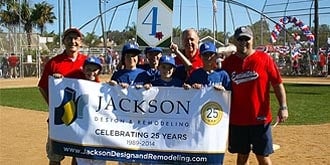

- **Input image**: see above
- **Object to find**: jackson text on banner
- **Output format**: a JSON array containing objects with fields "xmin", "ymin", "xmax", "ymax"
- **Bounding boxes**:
[{"xmin": 48, "ymin": 77, "xmax": 231, "ymax": 164}]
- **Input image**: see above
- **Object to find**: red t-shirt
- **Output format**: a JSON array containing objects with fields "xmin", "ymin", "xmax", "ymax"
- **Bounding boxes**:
[
  {"xmin": 319, "ymin": 53, "xmax": 326, "ymax": 67},
  {"xmin": 8, "ymin": 55, "xmax": 19, "ymax": 67},
  {"xmin": 222, "ymin": 51, "xmax": 282, "ymax": 125},
  {"xmin": 38, "ymin": 51, "xmax": 87, "ymax": 102},
  {"xmin": 175, "ymin": 49, "xmax": 203, "ymax": 76}
]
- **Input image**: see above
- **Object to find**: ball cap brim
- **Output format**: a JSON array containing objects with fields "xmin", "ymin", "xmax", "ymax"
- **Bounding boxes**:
[
  {"xmin": 200, "ymin": 42, "xmax": 217, "ymax": 55},
  {"xmin": 234, "ymin": 26, "xmax": 253, "ymax": 40},
  {"xmin": 63, "ymin": 28, "xmax": 83, "ymax": 38},
  {"xmin": 147, "ymin": 47, "xmax": 163, "ymax": 53}
]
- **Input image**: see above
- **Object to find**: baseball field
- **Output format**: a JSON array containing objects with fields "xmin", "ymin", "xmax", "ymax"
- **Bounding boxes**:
[{"xmin": 0, "ymin": 76, "xmax": 329, "ymax": 165}]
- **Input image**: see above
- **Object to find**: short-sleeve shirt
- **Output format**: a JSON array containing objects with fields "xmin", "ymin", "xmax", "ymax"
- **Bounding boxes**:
[
  {"xmin": 151, "ymin": 77, "xmax": 183, "ymax": 87},
  {"xmin": 222, "ymin": 51, "xmax": 282, "ymax": 125},
  {"xmin": 319, "ymin": 53, "xmax": 326, "ymax": 67},
  {"xmin": 187, "ymin": 68, "xmax": 231, "ymax": 90},
  {"xmin": 111, "ymin": 68, "xmax": 150, "ymax": 85},
  {"xmin": 137, "ymin": 64, "xmax": 160, "ymax": 82},
  {"xmin": 8, "ymin": 55, "xmax": 19, "ymax": 67},
  {"xmin": 38, "ymin": 51, "xmax": 87, "ymax": 101}
]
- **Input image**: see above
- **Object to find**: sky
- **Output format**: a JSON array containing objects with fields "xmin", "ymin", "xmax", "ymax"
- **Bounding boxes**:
[{"xmin": 29, "ymin": 0, "xmax": 329, "ymax": 37}]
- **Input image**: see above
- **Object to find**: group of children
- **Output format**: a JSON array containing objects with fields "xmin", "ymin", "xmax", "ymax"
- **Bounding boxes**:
[{"xmin": 106, "ymin": 42, "xmax": 231, "ymax": 90}]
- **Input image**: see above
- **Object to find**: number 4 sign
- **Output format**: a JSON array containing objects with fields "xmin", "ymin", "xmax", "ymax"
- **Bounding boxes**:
[{"xmin": 137, "ymin": 0, "xmax": 173, "ymax": 47}]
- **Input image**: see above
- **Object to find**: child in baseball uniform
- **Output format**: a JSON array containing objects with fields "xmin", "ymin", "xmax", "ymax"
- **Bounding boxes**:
[
  {"xmin": 184, "ymin": 42, "xmax": 231, "ymax": 90},
  {"xmin": 76, "ymin": 56, "xmax": 106, "ymax": 165},
  {"xmin": 109, "ymin": 43, "xmax": 150, "ymax": 89},
  {"xmin": 150, "ymin": 55, "xmax": 183, "ymax": 87}
]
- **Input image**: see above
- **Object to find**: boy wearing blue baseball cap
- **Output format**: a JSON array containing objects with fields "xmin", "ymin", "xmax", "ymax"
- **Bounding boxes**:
[
  {"xmin": 82, "ymin": 56, "xmax": 103, "ymax": 82},
  {"xmin": 149, "ymin": 55, "xmax": 183, "ymax": 87},
  {"xmin": 138, "ymin": 47, "xmax": 163, "ymax": 81},
  {"xmin": 76, "ymin": 56, "xmax": 106, "ymax": 165},
  {"xmin": 109, "ymin": 43, "xmax": 150, "ymax": 89},
  {"xmin": 185, "ymin": 42, "xmax": 231, "ymax": 90}
]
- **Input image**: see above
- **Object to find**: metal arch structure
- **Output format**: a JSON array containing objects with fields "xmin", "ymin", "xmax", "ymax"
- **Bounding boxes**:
[
  {"xmin": 262, "ymin": 0, "xmax": 330, "ymax": 76},
  {"xmin": 79, "ymin": 1, "xmax": 135, "ymax": 31},
  {"xmin": 79, "ymin": 0, "xmax": 282, "ymax": 44},
  {"xmin": 262, "ymin": 0, "xmax": 330, "ymax": 55},
  {"xmin": 80, "ymin": 0, "xmax": 281, "ymax": 28},
  {"xmin": 78, "ymin": 0, "xmax": 327, "ymax": 51}
]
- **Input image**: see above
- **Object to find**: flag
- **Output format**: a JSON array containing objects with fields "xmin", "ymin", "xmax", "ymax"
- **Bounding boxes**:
[{"xmin": 213, "ymin": 0, "xmax": 217, "ymax": 13}]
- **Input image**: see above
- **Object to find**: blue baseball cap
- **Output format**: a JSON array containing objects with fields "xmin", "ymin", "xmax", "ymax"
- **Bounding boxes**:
[
  {"xmin": 84, "ymin": 56, "xmax": 102, "ymax": 70},
  {"xmin": 122, "ymin": 43, "xmax": 141, "ymax": 55},
  {"xmin": 144, "ymin": 46, "xmax": 152, "ymax": 54},
  {"xmin": 159, "ymin": 55, "xmax": 176, "ymax": 68},
  {"xmin": 146, "ymin": 47, "xmax": 163, "ymax": 53},
  {"xmin": 200, "ymin": 42, "xmax": 216, "ymax": 55}
]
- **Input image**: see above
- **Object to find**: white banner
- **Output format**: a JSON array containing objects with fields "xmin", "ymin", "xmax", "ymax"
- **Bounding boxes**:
[{"xmin": 49, "ymin": 77, "xmax": 231, "ymax": 164}]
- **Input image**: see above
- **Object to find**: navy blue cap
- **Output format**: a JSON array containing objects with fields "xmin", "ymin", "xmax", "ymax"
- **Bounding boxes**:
[
  {"xmin": 200, "ymin": 42, "xmax": 216, "ymax": 55},
  {"xmin": 122, "ymin": 43, "xmax": 141, "ymax": 55},
  {"xmin": 146, "ymin": 47, "xmax": 163, "ymax": 53},
  {"xmin": 84, "ymin": 56, "xmax": 102, "ymax": 70},
  {"xmin": 144, "ymin": 47, "xmax": 152, "ymax": 54},
  {"xmin": 159, "ymin": 55, "xmax": 176, "ymax": 68}
]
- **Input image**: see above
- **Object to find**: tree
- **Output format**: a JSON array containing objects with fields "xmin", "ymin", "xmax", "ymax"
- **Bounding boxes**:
[
  {"xmin": 107, "ymin": 30, "xmax": 124, "ymax": 45},
  {"xmin": 1, "ymin": 0, "xmax": 56, "ymax": 49},
  {"xmin": 317, "ymin": 24, "xmax": 330, "ymax": 48},
  {"xmin": 123, "ymin": 22, "xmax": 136, "ymax": 43},
  {"xmin": 0, "ymin": 0, "xmax": 20, "ymax": 52},
  {"xmin": 172, "ymin": 26, "xmax": 182, "ymax": 38},
  {"xmin": 20, "ymin": 0, "xmax": 34, "ymax": 48},
  {"xmin": 251, "ymin": 19, "xmax": 270, "ymax": 46},
  {"xmin": 0, "ymin": 0, "xmax": 20, "ymax": 27},
  {"xmin": 32, "ymin": 1, "xmax": 56, "ymax": 35},
  {"xmin": 44, "ymin": 31, "xmax": 60, "ymax": 52},
  {"xmin": 198, "ymin": 28, "xmax": 212, "ymax": 39},
  {"xmin": 84, "ymin": 32, "xmax": 101, "ymax": 47}
]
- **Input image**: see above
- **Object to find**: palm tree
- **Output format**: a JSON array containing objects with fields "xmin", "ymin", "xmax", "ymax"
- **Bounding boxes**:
[
  {"xmin": 0, "ymin": 0, "xmax": 20, "ymax": 27},
  {"xmin": 32, "ymin": 2, "xmax": 56, "ymax": 35},
  {"xmin": 0, "ymin": 0, "xmax": 20, "ymax": 52},
  {"xmin": 1, "ymin": 0, "xmax": 57, "ymax": 48},
  {"xmin": 20, "ymin": 1, "xmax": 34, "ymax": 47},
  {"xmin": 172, "ymin": 26, "xmax": 182, "ymax": 38}
]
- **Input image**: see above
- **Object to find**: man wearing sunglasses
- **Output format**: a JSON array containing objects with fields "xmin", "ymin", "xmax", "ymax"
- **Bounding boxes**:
[{"xmin": 222, "ymin": 26, "xmax": 289, "ymax": 165}]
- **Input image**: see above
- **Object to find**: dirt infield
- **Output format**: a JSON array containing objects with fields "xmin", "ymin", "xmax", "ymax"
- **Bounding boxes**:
[{"xmin": 0, "ymin": 76, "xmax": 330, "ymax": 165}]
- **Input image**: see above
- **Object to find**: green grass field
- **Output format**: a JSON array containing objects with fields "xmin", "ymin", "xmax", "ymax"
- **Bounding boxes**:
[{"xmin": 0, "ymin": 84, "xmax": 329, "ymax": 125}]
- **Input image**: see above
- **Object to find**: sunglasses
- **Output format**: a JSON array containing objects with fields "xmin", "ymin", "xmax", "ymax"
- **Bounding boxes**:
[{"xmin": 237, "ymin": 36, "xmax": 251, "ymax": 42}]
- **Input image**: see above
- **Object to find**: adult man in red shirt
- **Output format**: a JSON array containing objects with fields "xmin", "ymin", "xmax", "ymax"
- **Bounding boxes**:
[
  {"xmin": 170, "ymin": 28, "xmax": 203, "ymax": 80},
  {"xmin": 38, "ymin": 27, "xmax": 87, "ymax": 165},
  {"xmin": 222, "ymin": 26, "xmax": 288, "ymax": 165},
  {"xmin": 7, "ymin": 53, "xmax": 19, "ymax": 78},
  {"xmin": 318, "ymin": 51, "xmax": 326, "ymax": 76}
]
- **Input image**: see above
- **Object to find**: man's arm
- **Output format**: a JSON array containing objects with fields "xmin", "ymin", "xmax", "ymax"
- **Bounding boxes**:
[
  {"xmin": 170, "ymin": 42, "xmax": 192, "ymax": 70},
  {"xmin": 273, "ymin": 83, "xmax": 289, "ymax": 123}
]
